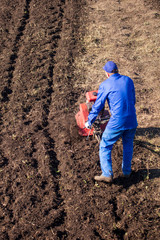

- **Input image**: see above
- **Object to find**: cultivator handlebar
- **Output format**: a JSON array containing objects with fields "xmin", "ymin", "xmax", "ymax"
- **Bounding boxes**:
[{"xmin": 75, "ymin": 90, "xmax": 110, "ymax": 142}]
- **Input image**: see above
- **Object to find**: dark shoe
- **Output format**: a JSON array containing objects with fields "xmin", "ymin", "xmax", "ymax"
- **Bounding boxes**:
[{"xmin": 94, "ymin": 175, "xmax": 113, "ymax": 183}]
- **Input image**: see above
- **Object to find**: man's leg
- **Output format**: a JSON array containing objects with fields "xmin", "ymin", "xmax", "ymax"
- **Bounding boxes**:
[
  {"xmin": 122, "ymin": 128, "xmax": 136, "ymax": 176},
  {"xmin": 99, "ymin": 128, "xmax": 123, "ymax": 177}
]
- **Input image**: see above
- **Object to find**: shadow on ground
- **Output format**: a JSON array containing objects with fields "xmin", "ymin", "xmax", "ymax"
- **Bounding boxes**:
[
  {"xmin": 114, "ymin": 169, "xmax": 160, "ymax": 189},
  {"xmin": 136, "ymin": 127, "xmax": 160, "ymax": 139}
]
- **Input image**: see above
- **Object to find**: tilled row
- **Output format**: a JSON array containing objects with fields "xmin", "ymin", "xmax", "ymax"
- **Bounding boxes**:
[
  {"xmin": 0, "ymin": 0, "xmax": 67, "ymax": 239},
  {"xmin": 0, "ymin": 0, "xmax": 30, "ymax": 101}
]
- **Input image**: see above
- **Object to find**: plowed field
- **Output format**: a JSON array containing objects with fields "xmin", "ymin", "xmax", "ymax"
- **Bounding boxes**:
[{"xmin": 0, "ymin": 0, "xmax": 160, "ymax": 239}]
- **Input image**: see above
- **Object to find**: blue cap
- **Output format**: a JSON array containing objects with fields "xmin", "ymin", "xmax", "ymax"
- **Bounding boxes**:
[{"xmin": 103, "ymin": 61, "xmax": 118, "ymax": 73}]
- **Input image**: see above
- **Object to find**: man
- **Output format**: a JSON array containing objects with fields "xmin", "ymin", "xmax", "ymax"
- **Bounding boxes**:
[{"xmin": 85, "ymin": 61, "xmax": 138, "ymax": 183}]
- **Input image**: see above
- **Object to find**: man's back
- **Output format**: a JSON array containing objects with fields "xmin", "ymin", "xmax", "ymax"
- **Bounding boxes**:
[
  {"xmin": 88, "ymin": 73, "xmax": 138, "ymax": 130},
  {"xmin": 103, "ymin": 73, "xmax": 138, "ymax": 130}
]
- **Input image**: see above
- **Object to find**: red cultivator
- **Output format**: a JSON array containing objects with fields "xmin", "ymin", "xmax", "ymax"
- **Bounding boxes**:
[{"xmin": 75, "ymin": 91, "xmax": 110, "ymax": 142}]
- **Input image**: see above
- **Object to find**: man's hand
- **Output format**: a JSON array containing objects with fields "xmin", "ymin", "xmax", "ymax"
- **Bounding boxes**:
[{"xmin": 85, "ymin": 121, "xmax": 91, "ymax": 129}]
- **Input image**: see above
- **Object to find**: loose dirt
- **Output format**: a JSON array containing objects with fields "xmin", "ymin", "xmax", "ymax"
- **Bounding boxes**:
[{"xmin": 0, "ymin": 0, "xmax": 160, "ymax": 239}]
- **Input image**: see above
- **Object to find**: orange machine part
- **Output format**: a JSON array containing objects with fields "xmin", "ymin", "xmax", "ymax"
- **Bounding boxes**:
[
  {"xmin": 86, "ymin": 90, "xmax": 98, "ymax": 102},
  {"xmin": 75, "ymin": 103, "xmax": 94, "ymax": 136}
]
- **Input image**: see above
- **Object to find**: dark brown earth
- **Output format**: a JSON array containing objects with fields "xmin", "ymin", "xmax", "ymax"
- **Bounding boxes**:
[{"xmin": 0, "ymin": 0, "xmax": 160, "ymax": 239}]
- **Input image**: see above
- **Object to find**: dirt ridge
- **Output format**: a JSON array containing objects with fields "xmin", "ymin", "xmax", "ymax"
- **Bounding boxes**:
[
  {"xmin": 1, "ymin": 0, "xmax": 31, "ymax": 102},
  {"xmin": 0, "ymin": 0, "xmax": 68, "ymax": 239}
]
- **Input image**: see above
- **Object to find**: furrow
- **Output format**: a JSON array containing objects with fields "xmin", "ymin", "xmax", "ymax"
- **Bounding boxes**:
[
  {"xmin": 1, "ymin": 0, "xmax": 32, "ymax": 102},
  {"xmin": 0, "ymin": 0, "xmax": 68, "ymax": 239}
]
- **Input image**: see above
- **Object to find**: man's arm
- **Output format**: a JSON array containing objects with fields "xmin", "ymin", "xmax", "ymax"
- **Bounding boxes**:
[{"xmin": 88, "ymin": 85, "xmax": 107, "ymax": 125}]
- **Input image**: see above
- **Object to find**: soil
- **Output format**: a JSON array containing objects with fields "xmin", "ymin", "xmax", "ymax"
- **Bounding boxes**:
[{"xmin": 0, "ymin": 0, "xmax": 160, "ymax": 239}]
